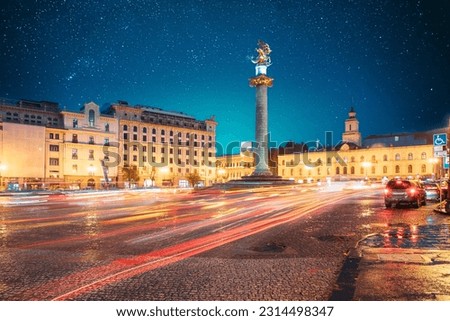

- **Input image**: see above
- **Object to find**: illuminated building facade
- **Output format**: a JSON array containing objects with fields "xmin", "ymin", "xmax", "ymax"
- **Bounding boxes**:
[
  {"xmin": 0, "ymin": 99, "xmax": 62, "ymax": 190},
  {"xmin": 61, "ymin": 102, "xmax": 119, "ymax": 189},
  {"xmin": 1, "ymin": 98, "xmax": 216, "ymax": 190},
  {"xmin": 217, "ymin": 107, "xmax": 448, "ymax": 183},
  {"xmin": 107, "ymin": 101, "xmax": 217, "ymax": 188}
]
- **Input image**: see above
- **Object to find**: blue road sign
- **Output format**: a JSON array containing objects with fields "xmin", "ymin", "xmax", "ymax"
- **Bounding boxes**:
[{"xmin": 433, "ymin": 133, "xmax": 447, "ymax": 146}]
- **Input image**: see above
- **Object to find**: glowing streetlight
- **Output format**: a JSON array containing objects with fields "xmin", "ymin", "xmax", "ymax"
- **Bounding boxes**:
[
  {"xmin": 88, "ymin": 165, "xmax": 96, "ymax": 176},
  {"xmin": 361, "ymin": 161, "xmax": 372, "ymax": 181},
  {"xmin": 217, "ymin": 168, "xmax": 226, "ymax": 183},
  {"xmin": 0, "ymin": 162, "xmax": 6, "ymax": 190},
  {"xmin": 428, "ymin": 157, "xmax": 438, "ymax": 180}
]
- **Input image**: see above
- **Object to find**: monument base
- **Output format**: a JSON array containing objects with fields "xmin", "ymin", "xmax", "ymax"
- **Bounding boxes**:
[{"xmin": 224, "ymin": 175, "xmax": 296, "ymax": 188}]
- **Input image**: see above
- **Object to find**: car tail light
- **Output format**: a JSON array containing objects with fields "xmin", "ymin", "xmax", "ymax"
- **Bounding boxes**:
[
  {"xmin": 408, "ymin": 188, "xmax": 416, "ymax": 196},
  {"xmin": 384, "ymin": 188, "xmax": 391, "ymax": 195}
]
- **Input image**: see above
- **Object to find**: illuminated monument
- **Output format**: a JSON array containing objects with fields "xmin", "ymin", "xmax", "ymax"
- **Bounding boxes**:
[
  {"xmin": 234, "ymin": 40, "xmax": 291, "ymax": 185},
  {"xmin": 248, "ymin": 40, "xmax": 274, "ymax": 177}
]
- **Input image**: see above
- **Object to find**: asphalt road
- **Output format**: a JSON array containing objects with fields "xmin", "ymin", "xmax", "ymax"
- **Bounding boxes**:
[{"xmin": 0, "ymin": 184, "xmax": 449, "ymax": 300}]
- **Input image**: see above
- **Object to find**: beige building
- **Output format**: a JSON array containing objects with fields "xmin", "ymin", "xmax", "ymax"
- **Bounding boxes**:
[
  {"xmin": 107, "ymin": 101, "xmax": 217, "ymax": 188},
  {"xmin": 1, "ymin": 97, "xmax": 217, "ymax": 190},
  {"xmin": 216, "ymin": 151, "xmax": 254, "ymax": 181},
  {"xmin": 61, "ymin": 102, "xmax": 119, "ymax": 189},
  {"xmin": 217, "ymin": 107, "xmax": 448, "ymax": 184},
  {"xmin": 0, "ymin": 99, "xmax": 63, "ymax": 190}
]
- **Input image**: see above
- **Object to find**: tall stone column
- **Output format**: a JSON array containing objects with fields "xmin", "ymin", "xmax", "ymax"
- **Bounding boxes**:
[{"xmin": 249, "ymin": 73, "xmax": 273, "ymax": 176}]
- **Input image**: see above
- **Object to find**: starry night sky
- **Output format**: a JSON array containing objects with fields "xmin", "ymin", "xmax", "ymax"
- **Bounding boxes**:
[{"xmin": 1, "ymin": 0, "xmax": 449, "ymax": 148}]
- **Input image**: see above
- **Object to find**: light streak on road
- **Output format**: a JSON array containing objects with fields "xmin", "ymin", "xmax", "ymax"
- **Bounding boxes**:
[{"xmin": 4, "ymin": 187, "xmax": 361, "ymax": 300}]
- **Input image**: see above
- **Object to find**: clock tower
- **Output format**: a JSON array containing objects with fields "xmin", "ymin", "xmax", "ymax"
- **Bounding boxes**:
[{"xmin": 342, "ymin": 106, "xmax": 362, "ymax": 146}]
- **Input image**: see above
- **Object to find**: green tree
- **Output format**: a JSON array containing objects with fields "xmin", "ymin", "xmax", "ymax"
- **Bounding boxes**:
[
  {"xmin": 186, "ymin": 172, "xmax": 201, "ymax": 188},
  {"xmin": 122, "ymin": 165, "xmax": 140, "ymax": 185}
]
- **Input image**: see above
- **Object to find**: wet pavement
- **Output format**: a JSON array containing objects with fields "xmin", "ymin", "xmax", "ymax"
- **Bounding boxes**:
[
  {"xmin": 1, "ymin": 186, "xmax": 450, "ymax": 301},
  {"xmin": 349, "ymin": 206, "xmax": 450, "ymax": 300}
]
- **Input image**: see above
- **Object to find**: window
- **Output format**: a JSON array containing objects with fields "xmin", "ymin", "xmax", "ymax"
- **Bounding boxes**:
[
  {"xmin": 395, "ymin": 165, "xmax": 400, "ymax": 174},
  {"xmin": 89, "ymin": 110, "xmax": 95, "ymax": 127},
  {"xmin": 123, "ymin": 124, "xmax": 128, "ymax": 131},
  {"xmin": 161, "ymin": 129, "xmax": 165, "ymax": 136},
  {"xmin": 350, "ymin": 166, "xmax": 355, "ymax": 174},
  {"xmin": 123, "ymin": 133, "xmax": 128, "ymax": 140},
  {"xmin": 408, "ymin": 165, "xmax": 413, "ymax": 173},
  {"xmin": 421, "ymin": 164, "xmax": 426, "ymax": 173},
  {"xmin": 49, "ymin": 133, "xmax": 54, "ymax": 139},
  {"xmin": 105, "ymin": 123, "xmax": 110, "ymax": 132},
  {"xmin": 49, "ymin": 158, "xmax": 59, "ymax": 166},
  {"xmin": 336, "ymin": 167, "xmax": 340, "ymax": 175},
  {"xmin": 72, "ymin": 134, "xmax": 78, "ymax": 143},
  {"xmin": 89, "ymin": 136, "xmax": 94, "ymax": 144},
  {"xmin": 89, "ymin": 150, "xmax": 94, "ymax": 160},
  {"xmin": 395, "ymin": 153, "xmax": 401, "ymax": 161},
  {"xmin": 383, "ymin": 166, "xmax": 387, "ymax": 174},
  {"xmin": 49, "ymin": 145, "xmax": 59, "ymax": 152},
  {"xmin": 104, "ymin": 138, "xmax": 109, "ymax": 146},
  {"xmin": 55, "ymin": 133, "xmax": 60, "ymax": 140},
  {"xmin": 371, "ymin": 166, "xmax": 376, "ymax": 174},
  {"xmin": 421, "ymin": 152, "xmax": 427, "ymax": 160},
  {"xmin": 72, "ymin": 164, "xmax": 78, "ymax": 173},
  {"xmin": 73, "ymin": 119, "xmax": 78, "ymax": 128},
  {"xmin": 133, "ymin": 126, "xmax": 138, "ymax": 132},
  {"xmin": 133, "ymin": 134, "xmax": 138, "ymax": 141},
  {"xmin": 72, "ymin": 149, "xmax": 78, "ymax": 159},
  {"xmin": 408, "ymin": 153, "xmax": 413, "ymax": 160},
  {"xmin": 371, "ymin": 155, "xmax": 376, "ymax": 162},
  {"xmin": 143, "ymin": 127, "xmax": 147, "ymax": 134},
  {"xmin": 383, "ymin": 154, "xmax": 388, "ymax": 161}
]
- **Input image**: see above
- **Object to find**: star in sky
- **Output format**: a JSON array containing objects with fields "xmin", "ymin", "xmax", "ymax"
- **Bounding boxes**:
[{"xmin": 1, "ymin": 0, "xmax": 449, "ymax": 148}]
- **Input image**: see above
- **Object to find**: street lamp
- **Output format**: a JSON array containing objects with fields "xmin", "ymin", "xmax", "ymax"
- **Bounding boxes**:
[
  {"xmin": 217, "ymin": 168, "xmax": 226, "ymax": 183},
  {"xmin": 160, "ymin": 166, "xmax": 169, "ymax": 187},
  {"xmin": 428, "ymin": 157, "xmax": 438, "ymax": 180},
  {"xmin": 361, "ymin": 161, "xmax": 372, "ymax": 181},
  {"xmin": 88, "ymin": 165, "xmax": 96, "ymax": 176},
  {"xmin": 0, "ymin": 162, "xmax": 6, "ymax": 191}
]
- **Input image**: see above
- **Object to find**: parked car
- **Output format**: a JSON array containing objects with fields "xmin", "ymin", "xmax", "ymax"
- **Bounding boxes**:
[
  {"xmin": 384, "ymin": 179, "xmax": 427, "ymax": 208},
  {"xmin": 423, "ymin": 182, "xmax": 441, "ymax": 202}
]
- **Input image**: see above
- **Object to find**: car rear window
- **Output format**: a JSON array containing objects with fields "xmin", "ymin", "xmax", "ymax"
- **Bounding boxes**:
[{"xmin": 387, "ymin": 180, "xmax": 411, "ymax": 189}]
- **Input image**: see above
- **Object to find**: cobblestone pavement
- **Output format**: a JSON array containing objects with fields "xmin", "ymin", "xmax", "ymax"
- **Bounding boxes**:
[{"xmin": 1, "ymin": 186, "xmax": 449, "ymax": 301}]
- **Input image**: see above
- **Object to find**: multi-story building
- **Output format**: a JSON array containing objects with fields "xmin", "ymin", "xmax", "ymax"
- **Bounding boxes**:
[
  {"xmin": 107, "ymin": 101, "xmax": 217, "ymax": 188},
  {"xmin": 217, "ymin": 107, "xmax": 449, "ymax": 184},
  {"xmin": 61, "ymin": 102, "xmax": 119, "ymax": 189},
  {"xmin": 1, "ymin": 97, "xmax": 217, "ymax": 190},
  {"xmin": 0, "ymin": 99, "xmax": 63, "ymax": 190},
  {"xmin": 278, "ymin": 107, "xmax": 447, "ymax": 183}
]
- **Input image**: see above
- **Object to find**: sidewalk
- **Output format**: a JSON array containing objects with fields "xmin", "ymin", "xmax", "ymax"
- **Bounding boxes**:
[{"xmin": 353, "ymin": 247, "xmax": 450, "ymax": 300}]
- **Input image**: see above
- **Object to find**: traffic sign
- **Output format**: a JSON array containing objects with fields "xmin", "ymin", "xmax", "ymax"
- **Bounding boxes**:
[
  {"xmin": 433, "ymin": 133, "xmax": 447, "ymax": 146},
  {"xmin": 434, "ymin": 151, "xmax": 446, "ymax": 158}
]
